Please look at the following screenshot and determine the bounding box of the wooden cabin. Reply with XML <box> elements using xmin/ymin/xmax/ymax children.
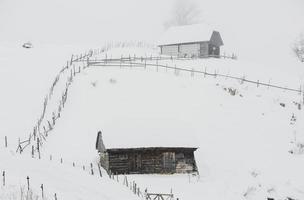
<box><xmin>96</xmin><ymin>128</ymin><xmax>198</xmax><ymax>175</ymax></box>
<box><xmin>158</xmin><ymin>24</ymin><xmax>224</xmax><ymax>58</ymax></box>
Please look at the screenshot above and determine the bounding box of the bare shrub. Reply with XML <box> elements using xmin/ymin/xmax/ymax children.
<box><xmin>292</xmin><ymin>33</ymin><xmax>304</xmax><ymax>62</ymax></box>
<box><xmin>164</xmin><ymin>0</ymin><xmax>202</xmax><ymax>29</ymax></box>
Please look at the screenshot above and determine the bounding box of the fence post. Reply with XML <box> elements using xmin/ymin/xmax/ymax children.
<box><xmin>90</xmin><ymin>163</ymin><xmax>94</xmax><ymax>175</ymax></box>
<box><xmin>31</xmin><ymin>145</ymin><xmax>34</xmax><ymax>158</ymax></box>
<box><xmin>120</xmin><ymin>55</ymin><xmax>122</xmax><ymax>68</ymax></box>
<box><xmin>54</xmin><ymin>193</ymin><xmax>57</xmax><ymax>200</ymax></box>
<box><xmin>134</xmin><ymin>182</ymin><xmax>137</xmax><ymax>194</ymax></box>
<box><xmin>27</xmin><ymin>176</ymin><xmax>30</xmax><ymax>191</ymax></box>
<box><xmin>129</xmin><ymin>54</ymin><xmax>132</xmax><ymax>68</ymax></box>
<box><xmin>73</xmin><ymin>65</ymin><xmax>76</xmax><ymax>77</ymax></box>
<box><xmin>70</xmin><ymin>54</ymin><xmax>74</xmax><ymax>65</ymax></box>
<box><xmin>41</xmin><ymin>184</ymin><xmax>44</xmax><ymax>199</ymax></box>
<box><xmin>98</xmin><ymin>164</ymin><xmax>102</xmax><ymax>177</ymax></box>
<box><xmin>4</xmin><ymin>136</ymin><xmax>7</xmax><ymax>148</ymax></box>
<box><xmin>204</xmin><ymin>67</ymin><xmax>206</xmax><ymax>78</ymax></box>
<box><xmin>2</xmin><ymin>171</ymin><xmax>5</xmax><ymax>186</ymax></box>
<box><xmin>37</xmin><ymin>138</ymin><xmax>41</xmax><ymax>159</ymax></box>
<box><xmin>144</xmin><ymin>188</ymin><xmax>148</xmax><ymax>199</ymax></box>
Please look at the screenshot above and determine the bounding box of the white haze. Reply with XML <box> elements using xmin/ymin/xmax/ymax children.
<box><xmin>0</xmin><ymin>0</ymin><xmax>303</xmax><ymax>63</ymax></box>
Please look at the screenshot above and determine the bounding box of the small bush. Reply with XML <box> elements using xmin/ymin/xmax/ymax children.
<box><xmin>292</xmin><ymin>34</ymin><xmax>304</xmax><ymax>62</ymax></box>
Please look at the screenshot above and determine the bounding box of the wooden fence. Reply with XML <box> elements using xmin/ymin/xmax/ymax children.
<box><xmin>16</xmin><ymin>49</ymin><xmax>99</xmax><ymax>155</ymax></box>
<box><xmin>74</xmin><ymin>52</ymin><xmax>236</xmax><ymax>63</ymax></box>
<box><xmin>7</xmin><ymin>48</ymin><xmax>301</xmax><ymax>200</ymax></box>
<box><xmin>145</xmin><ymin>193</ymin><xmax>174</xmax><ymax>200</ymax></box>
<box><xmin>86</xmin><ymin>56</ymin><xmax>304</xmax><ymax>95</ymax></box>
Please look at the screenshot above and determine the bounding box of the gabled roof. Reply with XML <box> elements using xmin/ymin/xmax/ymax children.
<box><xmin>100</xmin><ymin>117</ymin><xmax>199</xmax><ymax>149</ymax></box>
<box><xmin>158</xmin><ymin>24</ymin><xmax>223</xmax><ymax>46</ymax></box>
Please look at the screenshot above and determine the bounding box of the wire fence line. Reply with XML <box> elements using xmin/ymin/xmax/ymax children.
<box><xmin>16</xmin><ymin>50</ymin><xmax>100</xmax><ymax>155</ymax></box>
<box><xmin>3</xmin><ymin>138</ymin><xmax>172</xmax><ymax>200</ymax></box>
<box><xmin>74</xmin><ymin>53</ymin><xmax>236</xmax><ymax>63</ymax></box>
<box><xmin>86</xmin><ymin>56</ymin><xmax>304</xmax><ymax>95</ymax></box>
<box><xmin>6</xmin><ymin>49</ymin><xmax>300</xmax><ymax>200</ymax></box>
<box><xmin>16</xmin><ymin>51</ymin><xmax>303</xmax><ymax>156</ymax></box>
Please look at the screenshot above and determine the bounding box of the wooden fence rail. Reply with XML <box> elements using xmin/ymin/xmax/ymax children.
<box><xmin>145</xmin><ymin>193</ymin><xmax>174</xmax><ymax>200</ymax></box>
<box><xmin>75</xmin><ymin>53</ymin><xmax>236</xmax><ymax>63</ymax></box>
<box><xmin>16</xmin><ymin>49</ymin><xmax>98</xmax><ymax>154</ymax></box>
<box><xmin>89</xmin><ymin>59</ymin><xmax>303</xmax><ymax>95</ymax></box>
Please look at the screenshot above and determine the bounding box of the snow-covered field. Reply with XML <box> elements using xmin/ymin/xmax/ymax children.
<box><xmin>43</xmin><ymin>52</ymin><xmax>304</xmax><ymax>199</ymax></box>
<box><xmin>1</xmin><ymin>0</ymin><xmax>304</xmax><ymax>199</ymax></box>
<box><xmin>0</xmin><ymin>42</ymin><xmax>304</xmax><ymax>199</ymax></box>
<box><xmin>0</xmin><ymin>144</ymin><xmax>138</xmax><ymax>200</ymax></box>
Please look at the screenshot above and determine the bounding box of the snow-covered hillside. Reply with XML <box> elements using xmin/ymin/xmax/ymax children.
<box><xmin>1</xmin><ymin>0</ymin><xmax>304</xmax><ymax>199</ymax></box>
<box><xmin>0</xmin><ymin>144</ymin><xmax>140</xmax><ymax>200</ymax></box>
<box><xmin>0</xmin><ymin>42</ymin><xmax>304</xmax><ymax>199</ymax></box>
<box><xmin>22</xmin><ymin>46</ymin><xmax>302</xmax><ymax>200</ymax></box>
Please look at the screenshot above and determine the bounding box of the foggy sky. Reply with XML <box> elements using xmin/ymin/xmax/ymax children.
<box><xmin>0</xmin><ymin>0</ymin><xmax>303</xmax><ymax>62</ymax></box>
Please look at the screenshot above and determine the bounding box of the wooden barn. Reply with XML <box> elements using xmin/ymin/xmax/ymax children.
<box><xmin>95</xmin><ymin>121</ymin><xmax>199</xmax><ymax>175</ymax></box>
<box><xmin>158</xmin><ymin>24</ymin><xmax>224</xmax><ymax>58</ymax></box>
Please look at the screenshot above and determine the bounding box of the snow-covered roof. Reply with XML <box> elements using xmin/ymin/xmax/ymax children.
<box><xmin>158</xmin><ymin>24</ymin><xmax>217</xmax><ymax>46</ymax></box>
<box><xmin>101</xmin><ymin>117</ymin><xmax>199</xmax><ymax>149</ymax></box>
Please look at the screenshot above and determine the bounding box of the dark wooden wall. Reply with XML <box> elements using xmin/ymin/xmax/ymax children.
<box><xmin>103</xmin><ymin>148</ymin><xmax>197</xmax><ymax>175</ymax></box>
<box><xmin>208</xmin><ymin>44</ymin><xmax>220</xmax><ymax>56</ymax></box>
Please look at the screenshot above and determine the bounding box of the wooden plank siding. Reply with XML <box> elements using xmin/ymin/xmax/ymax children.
<box><xmin>160</xmin><ymin>45</ymin><xmax>179</xmax><ymax>56</ymax></box>
<box><xmin>100</xmin><ymin>147</ymin><xmax>198</xmax><ymax>175</ymax></box>
<box><xmin>160</xmin><ymin>40</ymin><xmax>221</xmax><ymax>58</ymax></box>
<box><xmin>179</xmin><ymin>43</ymin><xmax>200</xmax><ymax>57</ymax></box>
<box><xmin>200</xmin><ymin>42</ymin><xmax>209</xmax><ymax>57</ymax></box>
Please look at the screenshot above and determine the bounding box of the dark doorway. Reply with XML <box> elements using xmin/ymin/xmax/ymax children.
<box><xmin>163</xmin><ymin>152</ymin><xmax>176</xmax><ymax>173</ymax></box>
<box><xmin>130</xmin><ymin>154</ymin><xmax>141</xmax><ymax>173</ymax></box>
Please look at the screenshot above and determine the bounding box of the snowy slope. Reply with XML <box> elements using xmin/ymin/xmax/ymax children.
<box><xmin>1</xmin><ymin>0</ymin><xmax>304</xmax><ymax>199</ymax></box>
<box><xmin>0</xmin><ymin>43</ymin><xmax>96</xmax><ymax>148</ymax></box>
<box><xmin>0</xmin><ymin>45</ymin><xmax>303</xmax><ymax>200</ymax></box>
<box><xmin>0</xmin><ymin>44</ymin><xmax>143</xmax><ymax>200</ymax></box>
<box><xmin>0</xmin><ymin>145</ymin><xmax>138</xmax><ymax>200</ymax></box>
<box><xmin>35</xmin><ymin>46</ymin><xmax>304</xmax><ymax>200</ymax></box>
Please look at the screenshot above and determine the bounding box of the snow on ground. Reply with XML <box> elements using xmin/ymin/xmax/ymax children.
<box><xmin>0</xmin><ymin>144</ymin><xmax>138</xmax><ymax>200</ymax></box>
<box><xmin>0</xmin><ymin>43</ymin><xmax>96</xmax><ymax>148</ymax></box>
<box><xmin>0</xmin><ymin>44</ymin><xmax>144</xmax><ymax>200</ymax></box>
<box><xmin>0</xmin><ymin>42</ymin><xmax>304</xmax><ymax>199</ymax></box>
<box><xmin>1</xmin><ymin>0</ymin><xmax>304</xmax><ymax>199</ymax></box>
<box><xmin>36</xmin><ymin>47</ymin><xmax>304</xmax><ymax>200</ymax></box>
